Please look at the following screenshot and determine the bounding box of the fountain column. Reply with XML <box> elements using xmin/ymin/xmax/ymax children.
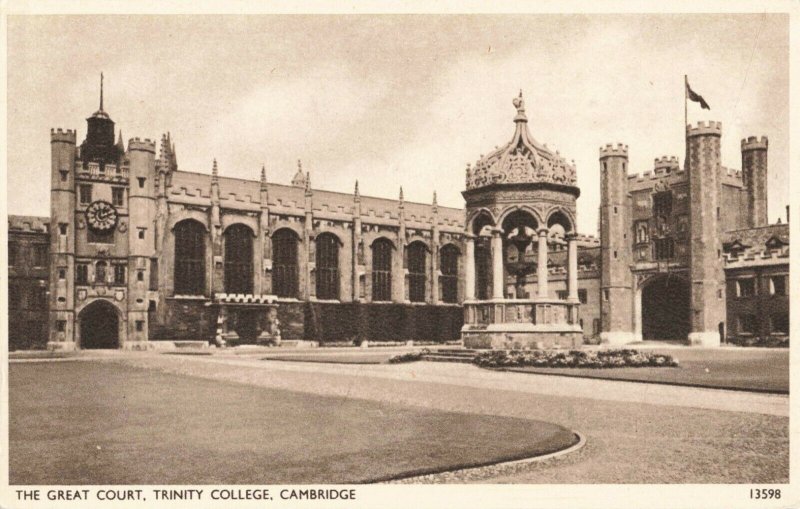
<box><xmin>536</xmin><ymin>228</ymin><xmax>549</xmax><ymax>299</ymax></box>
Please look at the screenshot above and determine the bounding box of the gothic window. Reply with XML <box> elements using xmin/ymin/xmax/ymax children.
<box><xmin>113</xmin><ymin>264</ymin><xmax>126</xmax><ymax>285</ymax></box>
<box><xmin>315</xmin><ymin>233</ymin><xmax>339</xmax><ymax>300</ymax></box>
<box><xmin>634</xmin><ymin>221</ymin><xmax>649</xmax><ymax>244</ymax></box>
<box><xmin>655</xmin><ymin>216</ymin><xmax>669</xmax><ymax>237</ymax></box>
<box><xmin>475</xmin><ymin>238</ymin><xmax>491</xmax><ymax>300</ymax></box>
<box><xmin>8</xmin><ymin>242</ymin><xmax>18</xmax><ymax>267</ymax></box>
<box><xmin>33</xmin><ymin>244</ymin><xmax>48</xmax><ymax>267</ymax></box>
<box><xmin>112</xmin><ymin>187</ymin><xmax>125</xmax><ymax>207</ymax></box>
<box><xmin>76</xmin><ymin>263</ymin><xmax>88</xmax><ymax>285</ymax></box>
<box><xmin>224</xmin><ymin>224</ymin><xmax>254</xmax><ymax>295</ymax></box>
<box><xmin>578</xmin><ymin>288</ymin><xmax>588</xmax><ymax>304</ymax></box>
<box><xmin>371</xmin><ymin>238</ymin><xmax>393</xmax><ymax>302</ymax></box>
<box><xmin>174</xmin><ymin>219</ymin><xmax>206</xmax><ymax>295</ymax></box>
<box><xmin>95</xmin><ymin>261</ymin><xmax>107</xmax><ymax>284</ymax></box>
<box><xmin>736</xmin><ymin>278</ymin><xmax>756</xmax><ymax>298</ymax></box>
<box><xmin>79</xmin><ymin>184</ymin><xmax>93</xmax><ymax>204</ymax></box>
<box><xmin>408</xmin><ymin>242</ymin><xmax>427</xmax><ymax>303</ymax></box>
<box><xmin>653</xmin><ymin>191</ymin><xmax>672</xmax><ymax>217</ymax></box>
<box><xmin>770</xmin><ymin>275</ymin><xmax>787</xmax><ymax>296</ymax></box>
<box><xmin>654</xmin><ymin>238</ymin><xmax>674</xmax><ymax>260</ymax></box>
<box><xmin>272</xmin><ymin>229</ymin><xmax>299</xmax><ymax>298</ymax></box>
<box><xmin>31</xmin><ymin>286</ymin><xmax>47</xmax><ymax>309</ymax></box>
<box><xmin>440</xmin><ymin>244</ymin><xmax>459</xmax><ymax>304</ymax></box>
<box><xmin>149</xmin><ymin>258</ymin><xmax>159</xmax><ymax>291</ymax></box>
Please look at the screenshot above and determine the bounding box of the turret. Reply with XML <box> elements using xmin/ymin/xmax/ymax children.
<box><xmin>48</xmin><ymin>128</ymin><xmax>78</xmax><ymax>349</ymax></box>
<box><xmin>598</xmin><ymin>142</ymin><xmax>634</xmax><ymax>344</ymax></box>
<box><xmin>80</xmin><ymin>74</ymin><xmax>121</xmax><ymax>167</ymax></box>
<box><xmin>741</xmin><ymin>135</ymin><xmax>768</xmax><ymax>228</ymax></box>
<box><xmin>126</xmin><ymin>137</ymin><xmax>157</xmax><ymax>344</ymax></box>
<box><xmin>260</xmin><ymin>165</ymin><xmax>269</xmax><ymax>209</ymax></box>
<box><xmin>686</xmin><ymin>121</ymin><xmax>725</xmax><ymax>346</ymax></box>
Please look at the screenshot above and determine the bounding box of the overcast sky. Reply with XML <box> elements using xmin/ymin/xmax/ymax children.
<box><xmin>7</xmin><ymin>14</ymin><xmax>789</xmax><ymax>234</ymax></box>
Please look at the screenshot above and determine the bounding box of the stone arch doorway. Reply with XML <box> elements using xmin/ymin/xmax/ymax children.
<box><xmin>641</xmin><ymin>274</ymin><xmax>690</xmax><ymax>340</ymax></box>
<box><xmin>78</xmin><ymin>300</ymin><xmax>120</xmax><ymax>349</ymax></box>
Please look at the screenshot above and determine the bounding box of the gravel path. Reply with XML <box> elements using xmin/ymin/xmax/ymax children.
<box><xmin>105</xmin><ymin>353</ymin><xmax>788</xmax><ymax>483</ymax></box>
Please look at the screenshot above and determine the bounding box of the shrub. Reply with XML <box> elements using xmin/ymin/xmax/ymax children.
<box><xmin>387</xmin><ymin>349</ymin><xmax>430</xmax><ymax>364</ymax></box>
<box><xmin>727</xmin><ymin>335</ymin><xmax>789</xmax><ymax>348</ymax></box>
<box><xmin>473</xmin><ymin>348</ymin><xmax>678</xmax><ymax>369</ymax></box>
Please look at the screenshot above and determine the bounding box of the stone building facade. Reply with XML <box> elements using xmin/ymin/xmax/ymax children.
<box><xmin>5</xmin><ymin>87</ymin><xmax>790</xmax><ymax>350</ymax></box>
<box><xmin>8</xmin><ymin>216</ymin><xmax>50</xmax><ymax>350</ymax></box>
<box><xmin>599</xmin><ymin>123</ymin><xmax>789</xmax><ymax>346</ymax></box>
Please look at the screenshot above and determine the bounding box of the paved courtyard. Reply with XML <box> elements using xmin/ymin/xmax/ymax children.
<box><xmin>10</xmin><ymin>349</ymin><xmax>787</xmax><ymax>484</ymax></box>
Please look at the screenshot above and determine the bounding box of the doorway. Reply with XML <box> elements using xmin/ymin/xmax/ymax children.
<box><xmin>79</xmin><ymin>300</ymin><xmax>120</xmax><ymax>349</ymax></box>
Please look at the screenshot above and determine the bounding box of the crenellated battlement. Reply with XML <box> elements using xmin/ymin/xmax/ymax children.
<box><xmin>741</xmin><ymin>136</ymin><xmax>768</xmax><ymax>151</ymax></box>
<box><xmin>724</xmin><ymin>247</ymin><xmax>789</xmax><ymax>268</ymax></box>
<box><xmin>128</xmin><ymin>137</ymin><xmax>157</xmax><ymax>153</ymax></box>
<box><xmin>599</xmin><ymin>143</ymin><xmax>628</xmax><ymax>158</ymax></box>
<box><xmin>686</xmin><ymin>121</ymin><xmax>722</xmax><ymax>137</ymax></box>
<box><xmin>627</xmin><ymin>167</ymin><xmax>686</xmax><ymax>182</ymax></box>
<box><xmin>50</xmin><ymin>128</ymin><xmax>77</xmax><ymax>143</ymax></box>
<box><xmin>654</xmin><ymin>155</ymin><xmax>680</xmax><ymax>171</ymax></box>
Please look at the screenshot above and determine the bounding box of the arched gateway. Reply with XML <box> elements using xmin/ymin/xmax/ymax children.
<box><xmin>640</xmin><ymin>274</ymin><xmax>690</xmax><ymax>340</ymax></box>
<box><xmin>78</xmin><ymin>300</ymin><xmax>120</xmax><ymax>349</ymax></box>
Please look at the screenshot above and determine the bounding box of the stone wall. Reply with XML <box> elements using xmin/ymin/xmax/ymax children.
<box><xmin>148</xmin><ymin>299</ymin><xmax>216</xmax><ymax>340</ymax></box>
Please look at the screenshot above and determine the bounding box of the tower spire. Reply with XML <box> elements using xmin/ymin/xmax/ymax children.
<box><xmin>100</xmin><ymin>72</ymin><xmax>104</xmax><ymax>111</ymax></box>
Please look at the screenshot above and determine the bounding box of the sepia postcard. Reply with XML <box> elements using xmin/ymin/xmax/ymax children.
<box><xmin>1</xmin><ymin>2</ymin><xmax>798</xmax><ymax>508</ymax></box>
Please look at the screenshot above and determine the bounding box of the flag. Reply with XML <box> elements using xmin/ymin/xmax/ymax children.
<box><xmin>686</xmin><ymin>81</ymin><xmax>710</xmax><ymax>110</ymax></box>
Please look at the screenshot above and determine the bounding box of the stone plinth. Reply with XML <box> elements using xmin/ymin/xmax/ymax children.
<box><xmin>462</xmin><ymin>299</ymin><xmax>583</xmax><ymax>349</ymax></box>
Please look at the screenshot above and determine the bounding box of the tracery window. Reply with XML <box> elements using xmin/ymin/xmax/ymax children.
<box><xmin>440</xmin><ymin>244</ymin><xmax>459</xmax><ymax>304</ymax></box>
<box><xmin>407</xmin><ymin>242</ymin><xmax>427</xmax><ymax>303</ymax></box>
<box><xmin>315</xmin><ymin>233</ymin><xmax>339</xmax><ymax>300</ymax></box>
<box><xmin>371</xmin><ymin>238</ymin><xmax>393</xmax><ymax>302</ymax></box>
<box><xmin>272</xmin><ymin>229</ymin><xmax>299</xmax><ymax>298</ymax></box>
<box><xmin>224</xmin><ymin>224</ymin><xmax>254</xmax><ymax>295</ymax></box>
<box><xmin>174</xmin><ymin>219</ymin><xmax>206</xmax><ymax>295</ymax></box>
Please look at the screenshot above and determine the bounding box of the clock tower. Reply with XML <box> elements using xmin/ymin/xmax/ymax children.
<box><xmin>48</xmin><ymin>75</ymin><xmax>158</xmax><ymax>350</ymax></box>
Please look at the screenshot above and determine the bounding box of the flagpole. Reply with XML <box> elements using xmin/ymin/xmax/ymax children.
<box><xmin>684</xmin><ymin>75</ymin><xmax>688</xmax><ymax>171</ymax></box>
<box><xmin>684</xmin><ymin>75</ymin><xmax>688</xmax><ymax>131</ymax></box>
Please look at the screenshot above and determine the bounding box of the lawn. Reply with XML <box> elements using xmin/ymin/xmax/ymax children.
<box><xmin>502</xmin><ymin>348</ymin><xmax>788</xmax><ymax>393</ymax></box>
<box><xmin>9</xmin><ymin>361</ymin><xmax>577</xmax><ymax>484</ymax></box>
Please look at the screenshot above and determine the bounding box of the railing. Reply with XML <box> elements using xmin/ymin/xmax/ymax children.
<box><xmin>464</xmin><ymin>298</ymin><xmax>579</xmax><ymax>327</ymax></box>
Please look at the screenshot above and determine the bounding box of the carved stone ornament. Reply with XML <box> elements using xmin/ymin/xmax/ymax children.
<box><xmin>466</xmin><ymin>93</ymin><xmax>577</xmax><ymax>191</ymax></box>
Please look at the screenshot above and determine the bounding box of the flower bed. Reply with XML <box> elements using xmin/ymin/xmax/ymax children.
<box><xmin>473</xmin><ymin>349</ymin><xmax>678</xmax><ymax>369</ymax></box>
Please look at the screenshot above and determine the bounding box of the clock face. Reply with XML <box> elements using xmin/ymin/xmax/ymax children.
<box><xmin>85</xmin><ymin>200</ymin><xmax>118</xmax><ymax>233</ymax></box>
